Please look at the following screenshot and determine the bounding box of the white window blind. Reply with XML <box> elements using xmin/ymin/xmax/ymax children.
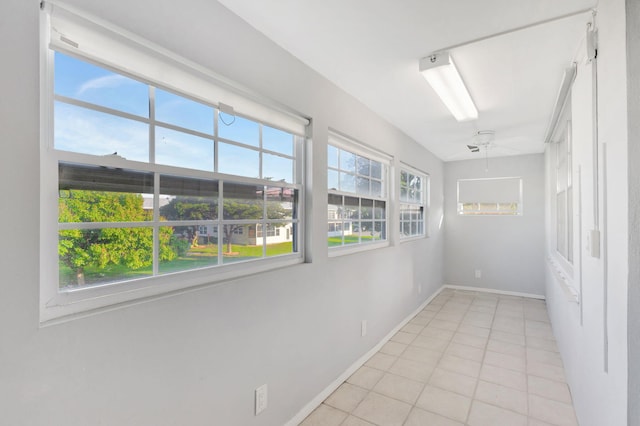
<box><xmin>44</xmin><ymin>1</ymin><xmax>309</xmax><ymax>136</ymax></box>
<box><xmin>457</xmin><ymin>177</ymin><xmax>522</xmax><ymax>204</ymax></box>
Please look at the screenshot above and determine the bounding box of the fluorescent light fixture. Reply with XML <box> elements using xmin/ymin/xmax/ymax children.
<box><xmin>419</xmin><ymin>52</ymin><xmax>478</xmax><ymax>121</ymax></box>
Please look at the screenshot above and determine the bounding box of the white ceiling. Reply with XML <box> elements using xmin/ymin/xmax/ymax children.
<box><xmin>217</xmin><ymin>0</ymin><xmax>597</xmax><ymax>161</ymax></box>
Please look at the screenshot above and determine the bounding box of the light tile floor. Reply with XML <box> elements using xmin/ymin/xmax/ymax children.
<box><xmin>300</xmin><ymin>289</ymin><xmax>578</xmax><ymax>426</ymax></box>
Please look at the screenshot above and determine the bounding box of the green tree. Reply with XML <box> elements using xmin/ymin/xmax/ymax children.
<box><xmin>59</xmin><ymin>190</ymin><xmax>176</xmax><ymax>285</ymax></box>
<box><xmin>161</xmin><ymin>195</ymin><xmax>289</xmax><ymax>254</ymax></box>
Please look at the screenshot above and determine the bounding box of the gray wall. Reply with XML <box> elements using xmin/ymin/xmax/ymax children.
<box><xmin>0</xmin><ymin>1</ymin><xmax>443</xmax><ymax>425</ymax></box>
<box><xmin>627</xmin><ymin>0</ymin><xmax>640</xmax><ymax>423</ymax></box>
<box><xmin>443</xmin><ymin>154</ymin><xmax>546</xmax><ymax>296</ymax></box>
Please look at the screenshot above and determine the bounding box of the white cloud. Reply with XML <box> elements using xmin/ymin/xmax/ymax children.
<box><xmin>77</xmin><ymin>74</ymin><xmax>130</xmax><ymax>95</ymax></box>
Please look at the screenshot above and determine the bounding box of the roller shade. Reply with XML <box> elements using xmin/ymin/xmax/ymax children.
<box><xmin>45</xmin><ymin>1</ymin><xmax>309</xmax><ymax>135</ymax></box>
<box><xmin>457</xmin><ymin>177</ymin><xmax>522</xmax><ymax>204</ymax></box>
<box><xmin>59</xmin><ymin>162</ymin><xmax>154</xmax><ymax>193</ymax></box>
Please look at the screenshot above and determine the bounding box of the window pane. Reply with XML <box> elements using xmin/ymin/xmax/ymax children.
<box><xmin>59</xmin><ymin>164</ymin><xmax>153</xmax><ymax>223</ymax></box>
<box><xmin>218</xmin><ymin>142</ymin><xmax>259</xmax><ymax>178</ymax></box>
<box><xmin>344</xmin><ymin>196</ymin><xmax>360</xmax><ymax>220</ymax></box>
<box><xmin>263</xmin><ymin>125</ymin><xmax>293</xmax><ymax>156</ymax></box>
<box><xmin>413</xmin><ymin>175</ymin><xmax>422</xmax><ymax>191</ymax></box>
<box><xmin>340</xmin><ymin>172</ymin><xmax>356</xmax><ymax>193</ymax></box>
<box><xmin>371</xmin><ymin>180</ymin><xmax>382</xmax><ymax>198</ymax></box>
<box><xmin>402</xmin><ymin>222</ymin><xmax>411</xmax><ymax>237</ymax></box>
<box><xmin>344</xmin><ymin>196</ymin><xmax>359</xmax><ymax>245</ymax></box>
<box><xmin>371</xmin><ymin>161</ymin><xmax>382</xmax><ymax>179</ymax></box>
<box><xmin>357</xmin><ymin>156</ymin><xmax>370</xmax><ymax>176</ymax></box>
<box><xmin>220</xmin><ymin>224</ymin><xmax>254</xmax><ymax>263</ymax></box>
<box><xmin>361</xmin><ymin>199</ymin><xmax>374</xmax><ymax>219</ymax></box>
<box><xmin>218</xmin><ymin>115</ymin><xmax>259</xmax><ymax>147</ymax></box>
<box><xmin>357</xmin><ymin>177</ymin><xmax>371</xmax><ymax>195</ymax></box>
<box><xmin>263</xmin><ymin>153</ymin><xmax>293</xmax><ymax>183</ymax></box>
<box><xmin>159</xmin><ymin>176</ymin><xmax>218</xmax><ymax>220</ymax></box>
<box><xmin>328</xmin><ymin>169</ymin><xmax>339</xmax><ymax>191</ymax></box>
<box><xmin>375</xmin><ymin>222</ymin><xmax>386</xmax><ymax>240</ymax></box>
<box><xmin>54</xmin><ymin>52</ymin><xmax>149</xmax><ymax>118</ymax></box>
<box><xmin>58</xmin><ymin>227</ymin><xmax>153</xmax><ymax>288</ymax></box>
<box><xmin>400</xmin><ymin>187</ymin><xmax>408</xmax><ymax>202</ymax></box>
<box><xmin>327</xmin><ymin>196</ymin><xmax>342</xmax><ymax>247</ymax></box>
<box><xmin>267</xmin><ymin>187</ymin><xmax>296</xmax><ymax>220</ymax></box>
<box><xmin>328</xmin><ymin>145</ymin><xmax>339</xmax><ymax>169</ymax></box>
<box><xmin>410</xmin><ymin>222</ymin><xmax>418</xmax><ymax>236</ymax></box>
<box><xmin>400</xmin><ymin>171</ymin><xmax>408</xmax><ymax>201</ymax></box>
<box><xmin>158</xmin><ymin>225</ymin><xmax>218</xmax><ymax>275</ymax></box>
<box><xmin>556</xmin><ymin>192</ymin><xmax>567</xmax><ymax>256</ymax></box>
<box><xmin>156</xmin><ymin>126</ymin><xmax>214</xmax><ymax>172</ymax></box>
<box><xmin>361</xmin><ymin>221</ymin><xmax>373</xmax><ymax>242</ymax></box>
<box><xmin>155</xmin><ymin>88</ymin><xmax>214</xmax><ymax>134</ymax></box>
<box><xmin>401</xmin><ymin>170</ymin><xmax>408</xmax><ymax>186</ymax></box>
<box><xmin>266</xmin><ymin>223</ymin><xmax>295</xmax><ymax>257</ymax></box>
<box><xmin>374</xmin><ymin>201</ymin><xmax>386</xmax><ymax>220</ymax></box>
<box><xmin>223</xmin><ymin>183</ymin><xmax>264</xmax><ymax>220</ymax></box>
<box><xmin>328</xmin><ymin>194</ymin><xmax>342</xmax><ymax>220</ymax></box>
<box><xmin>340</xmin><ymin>150</ymin><xmax>356</xmax><ymax>173</ymax></box>
<box><xmin>55</xmin><ymin>102</ymin><xmax>149</xmax><ymax>162</ymax></box>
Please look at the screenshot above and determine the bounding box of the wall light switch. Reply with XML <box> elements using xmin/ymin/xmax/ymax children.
<box><xmin>475</xmin><ymin>269</ymin><xmax>482</xmax><ymax>279</ymax></box>
<box><xmin>361</xmin><ymin>320</ymin><xmax>367</xmax><ymax>337</ymax></box>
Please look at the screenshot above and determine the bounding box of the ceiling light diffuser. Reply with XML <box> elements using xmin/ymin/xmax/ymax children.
<box><xmin>419</xmin><ymin>52</ymin><xmax>478</xmax><ymax>122</ymax></box>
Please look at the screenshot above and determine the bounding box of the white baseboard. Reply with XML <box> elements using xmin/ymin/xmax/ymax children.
<box><xmin>443</xmin><ymin>284</ymin><xmax>545</xmax><ymax>300</ymax></box>
<box><xmin>284</xmin><ymin>285</ymin><xmax>446</xmax><ymax>426</ymax></box>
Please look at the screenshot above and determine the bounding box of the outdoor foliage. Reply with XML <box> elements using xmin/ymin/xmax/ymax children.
<box><xmin>161</xmin><ymin>195</ymin><xmax>289</xmax><ymax>253</ymax></box>
<box><xmin>59</xmin><ymin>190</ymin><xmax>175</xmax><ymax>285</ymax></box>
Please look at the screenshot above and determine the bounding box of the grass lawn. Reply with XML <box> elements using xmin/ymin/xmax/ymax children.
<box><xmin>59</xmin><ymin>242</ymin><xmax>294</xmax><ymax>288</ymax></box>
<box><xmin>327</xmin><ymin>235</ymin><xmax>375</xmax><ymax>247</ymax></box>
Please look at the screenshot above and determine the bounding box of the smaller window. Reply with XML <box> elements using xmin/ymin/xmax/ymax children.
<box><xmin>327</xmin><ymin>134</ymin><xmax>389</xmax><ymax>251</ymax></box>
<box><xmin>399</xmin><ymin>165</ymin><xmax>428</xmax><ymax>239</ymax></box>
<box><xmin>457</xmin><ymin>177</ymin><xmax>522</xmax><ymax>216</ymax></box>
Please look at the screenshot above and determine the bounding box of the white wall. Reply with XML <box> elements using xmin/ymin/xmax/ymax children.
<box><xmin>0</xmin><ymin>1</ymin><xmax>443</xmax><ymax>425</ymax></box>
<box><xmin>543</xmin><ymin>0</ymin><xmax>629</xmax><ymax>424</ymax></box>
<box><xmin>443</xmin><ymin>154</ymin><xmax>546</xmax><ymax>296</ymax></box>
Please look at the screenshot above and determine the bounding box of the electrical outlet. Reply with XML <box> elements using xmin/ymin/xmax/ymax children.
<box><xmin>361</xmin><ymin>320</ymin><xmax>367</xmax><ymax>337</ymax></box>
<box><xmin>475</xmin><ymin>269</ymin><xmax>482</xmax><ymax>279</ymax></box>
<box><xmin>255</xmin><ymin>384</ymin><xmax>268</xmax><ymax>415</ymax></box>
<box><xmin>418</xmin><ymin>284</ymin><xmax>422</xmax><ymax>294</ymax></box>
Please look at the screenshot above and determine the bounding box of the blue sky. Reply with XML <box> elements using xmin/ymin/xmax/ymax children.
<box><xmin>54</xmin><ymin>52</ymin><xmax>294</xmax><ymax>182</ymax></box>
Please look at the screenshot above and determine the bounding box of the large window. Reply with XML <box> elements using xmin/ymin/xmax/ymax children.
<box><xmin>41</xmin><ymin>7</ymin><xmax>307</xmax><ymax>320</ymax></box>
<box><xmin>399</xmin><ymin>165</ymin><xmax>428</xmax><ymax>239</ymax></box>
<box><xmin>53</xmin><ymin>52</ymin><xmax>302</xmax><ymax>287</ymax></box>
<box><xmin>327</xmin><ymin>134</ymin><xmax>389</xmax><ymax>251</ymax></box>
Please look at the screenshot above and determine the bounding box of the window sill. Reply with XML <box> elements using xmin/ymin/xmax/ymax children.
<box><xmin>40</xmin><ymin>254</ymin><xmax>304</xmax><ymax>325</ymax></box>
<box><xmin>328</xmin><ymin>241</ymin><xmax>389</xmax><ymax>258</ymax></box>
<box><xmin>399</xmin><ymin>234</ymin><xmax>427</xmax><ymax>244</ymax></box>
<box><xmin>547</xmin><ymin>255</ymin><xmax>579</xmax><ymax>303</ymax></box>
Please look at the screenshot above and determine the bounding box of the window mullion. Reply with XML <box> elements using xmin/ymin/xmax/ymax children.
<box><xmin>263</xmin><ymin>185</ymin><xmax>267</xmax><ymax>257</ymax></box>
<box><xmin>218</xmin><ymin>180</ymin><xmax>224</xmax><ymax>264</ymax></box>
<box><xmin>153</xmin><ymin>172</ymin><xmax>159</xmax><ymax>275</ymax></box>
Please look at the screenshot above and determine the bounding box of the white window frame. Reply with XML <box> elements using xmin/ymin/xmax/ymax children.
<box><xmin>39</xmin><ymin>5</ymin><xmax>307</xmax><ymax>323</ymax></box>
<box><xmin>327</xmin><ymin>132</ymin><xmax>390</xmax><ymax>256</ymax></box>
<box><xmin>555</xmin><ymin>121</ymin><xmax>573</xmax><ymax>264</ymax></box>
<box><xmin>399</xmin><ymin>163</ymin><xmax>429</xmax><ymax>241</ymax></box>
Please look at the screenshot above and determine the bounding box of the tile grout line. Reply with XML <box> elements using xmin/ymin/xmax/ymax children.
<box><xmin>464</xmin><ymin>291</ymin><xmax>498</xmax><ymax>425</ymax></box>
